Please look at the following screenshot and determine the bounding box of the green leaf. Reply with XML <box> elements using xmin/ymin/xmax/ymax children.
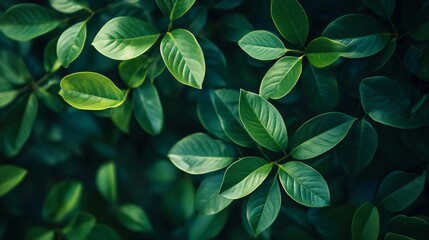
<box><xmin>59</xmin><ymin>72</ymin><xmax>126</xmax><ymax>110</ymax></box>
<box><xmin>305</xmin><ymin>37</ymin><xmax>347</xmax><ymax>68</ymax></box>
<box><xmin>386</xmin><ymin>215</ymin><xmax>429</xmax><ymax>240</ymax></box>
<box><xmin>0</xmin><ymin>50</ymin><xmax>32</xmax><ymax>85</ymax></box>
<box><xmin>87</xmin><ymin>224</ymin><xmax>121</xmax><ymax>240</ymax></box>
<box><xmin>301</xmin><ymin>64</ymin><xmax>339</xmax><ymax>113</ymax></box>
<box><xmin>238</xmin><ymin>30</ymin><xmax>287</xmax><ymax>60</ymax></box>
<box><xmin>63</xmin><ymin>212</ymin><xmax>96</xmax><ymax>240</ymax></box>
<box><xmin>246</xmin><ymin>178</ymin><xmax>281</xmax><ymax>236</ymax></box>
<box><xmin>362</xmin><ymin>0</ymin><xmax>395</xmax><ymax>19</ymax></box>
<box><xmin>352</xmin><ymin>202</ymin><xmax>379</xmax><ymax>240</ymax></box>
<box><xmin>0</xmin><ymin>3</ymin><xmax>61</xmax><ymax>41</ymax></box>
<box><xmin>42</xmin><ymin>181</ymin><xmax>82</xmax><ymax>222</ymax></box>
<box><xmin>116</xmin><ymin>204</ymin><xmax>153</xmax><ymax>232</ymax></box>
<box><xmin>220</xmin><ymin>157</ymin><xmax>272</xmax><ymax>199</ymax></box>
<box><xmin>132</xmin><ymin>81</ymin><xmax>163</xmax><ymax>135</ymax></box>
<box><xmin>189</xmin><ymin>210</ymin><xmax>229</xmax><ymax>240</ymax></box>
<box><xmin>239</xmin><ymin>90</ymin><xmax>288</xmax><ymax>152</ymax></box>
<box><xmin>384</xmin><ymin>232</ymin><xmax>414</xmax><ymax>240</ymax></box>
<box><xmin>271</xmin><ymin>0</ymin><xmax>309</xmax><ymax>46</ymax></box>
<box><xmin>322</xmin><ymin>14</ymin><xmax>392</xmax><ymax>58</ymax></box>
<box><xmin>160</xmin><ymin>28</ymin><xmax>205</xmax><ymax>89</ymax></box>
<box><xmin>278</xmin><ymin>161</ymin><xmax>330</xmax><ymax>207</ymax></box>
<box><xmin>336</xmin><ymin>119</ymin><xmax>378</xmax><ymax>174</ymax></box>
<box><xmin>111</xmin><ymin>98</ymin><xmax>132</xmax><ymax>134</ymax></box>
<box><xmin>92</xmin><ymin>16</ymin><xmax>160</xmax><ymax>60</ymax></box>
<box><xmin>96</xmin><ymin>161</ymin><xmax>117</xmax><ymax>203</ymax></box>
<box><xmin>195</xmin><ymin>173</ymin><xmax>233</xmax><ymax>215</ymax></box>
<box><xmin>221</xmin><ymin>14</ymin><xmax>254</xmax><ymax>42</ymax></box>
<box><xmin>156</xmin><ymin>0</ymin><xmax>196</xmax><ymax>21</ymax></box>
<box><xmin>0</xmin><ymin>89</ymin><xmax>19</xmax><ymax>108</ymax></box>
<box><xmin>259</xmin><ymin>56</ymin><xmax>303</xmax><ymax>99</ymax></box>
<box><xmin>57</xmin><ymin>21</ymin><xmax>87</xmax><ymax>67</ymax></box>
<box><xmin>197</xmin><ymin>90</ymin><xmax>228</xmax><ymax>141</ymax></box>
<box><xmin>168</xmin><ymin>133</ymin><xmax>236</xmax><ymax>174</ymax></box>
<box><xmin>25</xmin><ymin>227</ymin><xmax>55</xmax><ymax>240</ymax></box>
<box><xmin>290</xmin><ymin>112</ymin><xmax>357</xmax><ymax>160</ymax></box>
<box><xmin>118</xmin><ymin>55</ymin><xmax>152</xmax><ymax>88</ymax></box>
<box><xmin>49</xmin><ymin>0</ymin><xmax>89</xmax><ymax>13</ymax></box>
<box><xmin>214</xmin><ymin>89</ymin><xmax>255</xmax><ymax>148</ymax></box>
<box><xmin>0</xmin><ymin>165</ymin><xmax>27</xmax><ymax>197</ymax></box>
<box><xmin>378</xmin><ymin>171</ymin><xmax>425</xmax><ymax>212</ymax></box>
<box><xmin>44</xmin><ymin>37</ymin><xmax>61</xmax><ymax>73</ymax></box>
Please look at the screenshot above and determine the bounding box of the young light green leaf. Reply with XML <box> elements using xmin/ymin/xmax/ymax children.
<box><xmin>238</xmin><ymin>30</ymin><xmax>287</xmax><ymax>60</ymax></box>
<box><xmin>259</xmin><ymin>56</ymin><xmax>303</xmax><ymax>99</ymax></box>
<box><xmin>92</xmin><ymin>16</ymin><xmax>160</xmax><ymax>60</ymax></box>
<box><xmin>378</xmin><ymin>171</ymin><xmax>425</xmax><ymax>212</ymax></box>
<box><xmin>195</xmin><ymin>173</ymin><xmax>233</xmax><ymax>215</ymax></box>
<box><xmin>290</xmin><ymin>112</ymin><xmax>357</xmax><ymax>160</ymax></box>
<box><xmin>239</xmin><ymin>90</ymin><xmax>288</xmax><ymax>152</ymax></box>
<box><xmin>57</xmin><ymin>21</ymin><xmax>87</xmax><ymax>67</ymax></box>
<box><xmin>116</xmin><ymin>204</ymin><xmax>153</xmax><ymax>232</ymax></box>
<box><xmin>362</xmin><ymin>0</ymin><xmax>395</xmax><ymax>19</ymax></box>
<box><xmin>132</xmin><ymin>81</ymin><xmax>163</xmax><ymax>135</ymax></box>
<box><xmin>49</xmin><ymin>0</ymin><xmax>89</xmax><ymax>13</ymax></box>
<box><xmin>0</xmin><ymin>165</ymin><xmax>27</xmax><ymax>197</ymax></box>
<box><xmin>59</xmin><ymin>72</ymin><xmax>126</xmax><ymax>110</ymax></box>
<box><xmin>160</xmin><ymin>28</ymin><xmax>205</xmax><ymax>89</ymax></box>
<box><xmin>168</xmin><ymin>133</ymin><xmax>236</xmax><ymax>174</ymax></box>
<box><xmin>42</xmin><ymin>181</ymin><xmax>82</xmax><ymax>222</ymax></box>
<box><xmin>278</xmin><ymin>161</ymin><xmax>330</xmax><ymax>207</ymax></box>
<box><xmin>305</xmin><ymin>37</ymin><xmax>347</xmax><ymax>68</ymax></box>
<box><xmin>87</xmin><ymin>224</ymin><xmax>122</xmax><ymax>240</ymax></box>
<box><xmin>0</xmin><ymin>4</ymin><xmax>61</xmax><ymax>41</ymax></box>
<box><xmin>63</xmin><ymin>212</ymin><xmax>96</xmax><ymax>240</ymax></box>
<box><xmin>271</xmin><ymin>0</ymin><xmax>309</xmax><ymax>46</ymax></box>
<box><xmin>0</xmin><ymin>89</ymin><xmax>19</xmax><ymax>108</ymax></box>
<box><xmin>220</xmin><ymin>157</ymin><xmax>272</xmax><ymax>199</ymax></box>
<box><xmin>119</xmin><ymin>55</ymin><xmax>152</xmax><ymax>88</ymax></box>
<box><xmin>214</xmin><ymin>89</ymin><xmax>255</xmax><ymax>147</ymax></box>
<box><xmin>246</xmin><ymin>178</ymin><xmax>281</xmax><ymax>236</ymax></box>
<box><xmin>96</xmin><ymin>161</ymin><xmax>117</xmax><ymax>203</ymax></box>
<box><xmin>352</xmin><ymin>202</ymin><xmax>379</xmax><ymax>240</ymax></box>
<box><xmin>156</xmin><ymin>0</ymin><xmax>196</xmax><ymax>20</ymax></box>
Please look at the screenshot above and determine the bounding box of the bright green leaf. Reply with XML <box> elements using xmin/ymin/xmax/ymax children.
<box><xmin>195</xmin><ymin>173</ymin><xmax>233</xmax><ymax>215</ymax></box>
<box><xmin>116</xmin><ymin>204</ymin><xmax>153</xmax><ymax>232</ymax></box>
<box><xmin>49</xmin><ymin>0</ymin><xmax>89</xmax><ymax>13</ymax></box>
<box><xmin>132</xmin><ymin>81</ymin><xmax>163</xmax><ymax>135</ymax></box>
<box><xmin>156</xmin><ymin>0</ymin><xmax>196</xmax><ymax>21</ymax></box>
<box><xmin>352</xmin><ymin>202</ymin><xmax>379</xmax><ymax>240</ymax></box>
<box><xmin>305</xmin><ymin>37</ymin><xmax>347</xmax><ymax>68</ymax></box>
<box><xmin>57</xmin><ymin>21</ymin><xmax>87</xmax><ymax>67</ymax></box>
<box><xmin>238</xmin><ymin>30</ymin><xmax>287</xmax><ymax>60</ymax></box>
<box><xmin>42</xmin><ymin>181</ymin><xmax>82</xmax><ymax>222</ymax></box>
<box><xmin>96</xmin><ymin>161</ymin><xmax>117</xmax><ymax>203</ymax></box>
<box><xmin>0</xmin><ymin>165</ymin><xmax>27</xmax><ymax>197</ymax></box>
<box><xmin>63</xmin><ymin>212</ymin><xmax>96</xmax><ymax>240</ymax></box>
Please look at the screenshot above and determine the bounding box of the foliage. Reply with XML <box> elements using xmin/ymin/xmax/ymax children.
<box><xmin>1</xmin><ymin>0</ymin><xmax>429</xmax><ymax>239</ymax></box>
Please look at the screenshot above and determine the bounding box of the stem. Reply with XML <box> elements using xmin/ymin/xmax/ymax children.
<box><xmin>288</xmin><ymin>49</ymin><xmax>305</xmax><ymax>54</ymax></box>
<box><xmin>257</xmin><ymin>145</ymin><xmax>272</xmax><ymax>161</ymax></box>
<box><xmin>274</xmin><ymin>154</ymin><xmax>289</xmax><ymax>163</ymax></box>
<box><xmin>167</xmin><ymin>21</ymin><xmax>173</xmax><ymax>32</ymax></box>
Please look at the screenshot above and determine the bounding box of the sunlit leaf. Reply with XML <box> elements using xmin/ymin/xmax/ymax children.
<box><xmin>238</xmin><ymin>30</ymin><xmax>287</xmax><ymax>61</ymax></box>
<box><xmin>0</xmin><ymin>165</ymin><xmax>27</xmax><ymax>197</ymax></box>
<box><xmin>156</xmin><ymin>0</ymin><xmax>196</xmax><ymax>21</ymax></box>
<box><xmin>96</xmin><ymin>161</ymin><xmax>117</xmax><ymax>203</ymax></box>
<box><xmin>116</xmin><ymin>204</ymin><xmax>153</xmax><ymax>232</ymax></box>
<box><xmin>57</xmin><ymin>21</ymin><xmax>87</xmax><ymax>67</ymax></box>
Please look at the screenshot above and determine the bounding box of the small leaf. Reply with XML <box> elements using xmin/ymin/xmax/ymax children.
<box><xmin>49</xmin><ymin>0</ymin><xmax>89</xmax><ymax>13</ymax></box>
<box><xmin>44</xmin><ymin>37</ymin><xmax>61</xmax><ymax>73</ymax></box>
<box><xmin>42</xmin><ymin>181</ymin><xmax>82</xmax><ymax>222</ymax></box>
<box><xmin>0</xmin><ymin>89</ymin><xmax>19</xmax><ymax>108</ymax></box>
<box><xmin>195</xmin><ymin>173</ymin><xmax>233</xmax><ymax>215</ymax></box>
<box><xmin>0</xmin><ymin>165</ymin><xmax>27</xmax><ymax>197</ymax></box>
<box><xmin>239</xmin><ymin>90</ymin><xmax>288</xmax><ymax>152</ymax></box>
<box><xmin>238</xmin><ymin>30</ymin><xmax>287</xmax><ymax>61</ymax></box>
<box><xmin>25</xmin><ymin>227</ymin><xmax>55</xmax><ymax>240</ymax></box>
<box><xmin>0</xmin><ymin>50</ymin><xmax>32</xmax><ymax>85</ymax></box>
<box><xmin>96</xmin><ymin>161</ymin><xmax>117</xmax><ymax>203</ymax></box>
<box><xmin>0</xmin><ymin>3</ymin><xmax>61</xmax><ymax>41</ymax></box>
<box><xmin>351</xmin><ymin>202</ymin><xmax>379</xmax><ymax>240</ymax></box>
<box><xmin>116</xmin><ymin>204</ymin><xmax>153</xmax><ymax>232</ymax></box>
<box><xmin>156</xmin><ymin>0</ymin><xmax>196</xmax><ymax>21</ymax></box>
<box><xmin>57</xmin><ymin>21</ymin><xmax>87</xmax><ymax>67</ymax></box>
<box><xmin>278</xmin><ymin>161</ymin><xmax>330</xmax><ymax>207</ymax></box>
<box><xmin>63</xmin><ymin>212</ymin><xmax>96</xmax><ymax>240</ymax></box>
<box><xmin>92</xmin><ymin>16</ymin><xmax>160</xmax><ymax>60</ymax></box>
<box><xmin>220</xmin><ymin>157</ymin><xmax>272</xmax><ymax>199</ymax></box>
<box><xmin>168</xmin><ymin>133</ymin><xmax>236</xmax><ymax>174</ymax></box>
<box><xmin>362</xmin><ymin>0</ymin><xmax>395</xmax><ymax>19</ymax></box>
<box><xmin>197</xmin><ymin>90</ymin><xmax>229</xmax><ymax>141</ymax></box>
<box><xmin>59</xmin><ymin>72</ymin><xmax>126</xmax><ymax>110</ymax></box>
<box><xmin>246</xmin><ymin>178</ymin><xmax>281</xmax><ymax>236</ymax></box>
<box><xmin>119</xmin><ymin>55</ymin><xmax>152</xmax><ymax>88</ymax></box>
<box><xmin>259</xmin><ymin>56</ymin><xmax>303</xmax><ymax>99</ymax></box>
<box><xmin>87</xmin><ymin>224</ymin><xmax>121</xmax><ymax>240</ymax></box>
<box><xmin>271</xmin><ymin>0</ymin><xmax>309</xmax><ymax>46</ymax></box>
<box><xmin>111</xmin><ymin>98</ymin><xmax>132</xmax><ymax>134</ymax></box>
<box><xmin>305</xmin><ymin>37</ymin><xmax>347</xmax><ymax>68</ymax></box>
<box><xmin>160</xmin><ymin>28</ymin><xmax>205</xmax><ymax>89</ymax></box>
<box><xmin>132</xmin><ymin>81</ymin><xmax>163</xmax><ymax>135</ymax></box>
<box><xmin>290</xmin><ymin>112</ymin><xmax>357</xmax><ymax>160</ymax></box>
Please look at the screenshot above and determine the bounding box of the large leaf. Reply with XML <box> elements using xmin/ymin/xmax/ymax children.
<box><xmin>352</xmin><ymin>202</ymin><xmax>379</xmax><ymax>240</ymax></box>
<box><xmin>160</xmin><ymin>28</ymin><xmax>205</xmax><ymax>89</ymax></box>
<box><xmin>362</xmin><ymin>0</ymin><xmax>395</xmax><ymax>19</ymax></box>
<box><xmin>305</xmin><ymin>37</ymin><xmax>347</xmax><ymax>68</ymax></box>
<box><xmin>246</xmin><ymin>178</ymin><xmax>281</xmax><ymax>236</ymax></box>
<box><xmin>378</xmin><ymin>171</ymin><xmax>425</xmax><ymax>212</ymax></box>
<box><xmin>0</xmin><ymin>3</ymin><xmax>61</xmax><ymax>41</ymax></box>
<box><xmin>57</xmin><ymin>21</ymin><xmax>87</xmax><ymax>67</ymax></box>
<box><xmin>92</xmin><ymin>16</ymin><xmax>160</xmax><ymax>60</ymax></box>
<box><xmin>168</xmin><ymin>133</ymin><xmax>236</xmax><ymax>174</ymax></box>
<box><xmin>238</xmin><ymin>30</ymin><xmax>287</xmax><ymax>60</ymax></box>
<box><xmin>220</xmin><ymin>157</ymin><xmax>272</xmax><ymax>199</ymax></box>
<box><xmin>321</xmin><ymin>14</ymin><xmax>392</xmax><ymax>58</ymax></box>
<box><xmin>278</xmin><ymin>161</ymin><xmax>330</xmax><ymax>207</ymax></box>
<box><xmin>49</xmin><ymin>0</ymin><xmax>89</xmax><ymax>13</ymax></box>
<box><xmin>132</xmin><ymin>81</ymin><xmax>164</xmax><ymax>135</ymax></box>
<box><xmin>195</xmin><ymin>173</ymin><xmax>233</xmax><ymax>215</ymax></box>
<box><xmin>116</xmin><ymin>204</ymin><xmax>153</xmax><ymax>232</ymax></box>
<box><xmin>301</xmin><ymin>64</ymin><xmax>339</xmax><ymax>113</ymax></box>
<box><xmin>386</xmin><ymin>215</ymin><xmax>429</xmax><ymax>240</ymax></box>
<box><xmin>290</xmin><ymin>112</ymin><xmax>356</xmax><ymax>160</ymax></box>
<box><xmin>336</xmin><ymin>119</ymin><xmax>378</xmax><ymax>174</ymax></box>
<box><xmin>271</xmin><ymin>0</ymin><xmax>309</xmax><ymax>46</ymax></box>
<box><xmin>156</xmin><ymin>0</ymin><xmax>196</xmax><ymax>21</ymax></box>
<box><xmin>96</xmin><ymin>161</ymin><xmax>117</xmax><ymax>203</ymax></box>
<box><xmin>42</xmin><ymin>181</ymin><xmax>82</xmax><ymax>222</ymax></box>
<box><xmin>59</xmin><ymin>72</ymin><xmax>126</xmax><ymax>110</ymax></box>
<box><xmin>63</xmin><ymin>212</ymin><xmax>96</xmax><ymax>240</ymax></box>
<box><xmin>239</xmin><ymin>90</ymin><xmax>288</xmax><ymax>152</ymax></box>
<box><xmin>0</xmin><ymin>165</ymin><xmax>27</xmax><ymax>197</ymax></box>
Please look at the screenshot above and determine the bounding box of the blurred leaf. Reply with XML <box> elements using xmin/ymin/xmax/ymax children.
<box><xmin>132</xmin><ymin>81</ymin><xmax>163</xmax><ymax>135</ymax></box>
<box><xmin>199</xmin><ymin>38</ymin><xmax>227</xmax><ymax>87</ymax></box>
<box><xmin>0</xmin><ymin>89</ymin><xmax>19</xmax><ymax>108</ymax></box>
<box><xmin>111</xmin><ymin>98</ymin><xmax>132</xmax><ymax>133</ymax></box>
<box><xmin>156</xmin><ymin>0</ymin><xmax>196</xmax><ymax>21</ymax></box>
<box><xmin>57</xmin><ymin>21</ymin><xmax>87</xmax><ymax>67</ymax></box>
<box><xmin>0</xmin><ymin>50</ymin><xmax>32</xmax><ymax>85</ymax></box>
<box><xmin>196</xmin><ymin>172</ymin><xmax>233</xmax><ymax>215</ymax></box>
<box><xmin>221</xmin><ymin>14</ymin><xmax>253</xmax><ymax>42</ymax></box>
<box><xmin>118</xmin><ymin>55</ymin><xmax>151</xmax><ymax>88</ymax></box>
<box><xmin>63</xmin><ymin>212</ymin><xmax>96</xmax><ymax>240</ymax></box>
<box><xmin>214</xmin><ymin>0</ymin><xmax>245</xmax><ymax>9</ymax></box>
<box><xmin>351</xmin><ymin>202</ymin><xmax>379</xmax><ymax>240</ymax></box>
<box><xmin>305</xmin><ymin>37</ymin><xmax>347</xmax><ymax>68</ymax></box>
<box><xmin>238</xmin><ymin>30</ymin><xmax>287</xmax><ymax>61</ymax></box>
<box><xmin>96</xmin><ymin>161</ymin><xmax>117</xmax><ymax>203</ymax></box>
<box><xmin>116</xmin><ymin>204</ymin><xmax>153</xmax><ymax>232</ymax></box>
<box><xmin>196</xmin><ymin>90</ymin><xmax>229</xmax><ymax>141</ymax></box>
<box><xmin>25</xmin><ymin>227</ymin><xmax>55</xmax><ymax>240</ymax></box>
<box><xmin>402</xmin><ymin>0</ymin><xmax>429</xmax><ymax>29</ymax></box>
<box><xmin>362</xmin><ymin>0</ymin><xmax>395</xmax><ymax>19</ymax></box>
<box><xmin>0</xmin><ymin>165</ymin><xmax>27</xmax><ymax>197</ymax></box>
<box><xmin>188</xmin><ymin>210</ymin><xmax>229</xmax><ymax>240</ymax></box>
<box><xmin>386</xmin><ymin>215</ymin><xmax>429</xmax><ymax>239</ymax></box>
<box><xmin>87</xmin><ymin>224</ymin><xmax>121</xmax><ymax>240</ymax></box>
<box><xmin>44</xmin><ymin>37</ymin><xmax>61</xmax><ymax>73</ymax></box>
<box><xmin>49</xmin><ymin>0</ymin><xmax>89</xmax><ymax>13</ymax></box>
<box><xmin>384</xmin><ymin>232</ymin><xmax>414</xmax><ymax>240</ymax></box>
<box><xmin>42</xmin><ymin>181</ymin><xmax>82</xmax><ymax>222</ymax></box>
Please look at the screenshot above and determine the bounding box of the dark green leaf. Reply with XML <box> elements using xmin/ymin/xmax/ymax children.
<box><xmin>197</xmin><ymin>90</ymin><xmax>228</xmax><ymax>141</ymax></box>
<box><xmin>386</xmin><ymin>215</ymin><xmax>429</xmax><ymax>240</ymax></box>
<box><xmin>118</xmin><ymin>55</ymin><xmax>152</xmax><ymax>88</ymax></box>
<box><xmin>111</xmin><ymin>98</ymin><xmax>132</xmax><ymax>134</ymax></box>
<box><xmin>87</xmin><ymin>224</ymin><xmax>122</xmax><ymax>240</ymax></box>
<box><xmin>362</xmin><ymin>0</ymin><xmax>395</xmax><ymax>19</ymax></box>
<box><xmin>238</xmin><ymin>30</ymin><xmax>287</xmax><ymax>61</ymax></box>
<box><xmin>132</xmin><ymin>81</ymin><xmax>163</xmax><ymax>135</ymax></box>
<box><xmin>221</xmin><ymin>14</ymin><xmax>253</xmax><ymax>42</ymax></box>
<box><xmin>44</xmin><ymin>37</ymin><xmax>61</xmax><ymax>73</ymax></box>
<box><xmin>156</xmin><ymin>0</ymin><xmax>196</xmax><ymax>21</ymax></box>
<box><xmin>42</xmin><ymin>181</ymin><xmax>82</xmax><ymax>222</ymax></box>
<box><xmin>188</xmin><ymin>210</ymin><xmax>229</xmax><ymax>240</ymax></box>
<box><xmin>63</xmin><ymin>212</ymin><xmax>96</xmax><ymax>240</ymax></box>
<box><xmin>351</xmin><ymin>202</ymin><xmax>379</xmax><ymax>240</ymax></box>
<box><xmin>305</xmin><ymin>37</ymin><xmax>347</xmax><ymax>68</ymax></box>
<box><xmin>57</xmin><ymin>21</ymin><xmax>87</xmax><ymax>67</ymax></box>
<box><xmin>49</xmin><ymin>0</ymin><xmax>89</xmax><ymax>13</ymax></box>
<box><xmin>195</xmin><ymin>173</ymin><xmax>233</xmax><ymax>215</ymax></box>
<box><xmin>96</xmin><ymin>161</ymin><xmax>117</xmax><ymax>203</ymax></box>
<box><xmin>0</xmin><ymin>89</ymin><xmax>19</xmax><ymax>108</ymax></box>
<box><xmin>116</xmin><ymin>204</ymin><xmax>153</xmax><ymax>232</ymax></box>
<box><xmin>0</xmin><ymin>50</ymin><xmax>32</xmax><ymax>85</ymax></box>
<box><xmin>25</xmin><ymin>227</ymin><xmax>55</xmax><ymax>240</ymax></box>
<box><xmin>0</xmin><ymin>165</ymin><xmax>27</xmax><ymax>197</ymax></box>
<box><xmin>384</xmin><ymin>232</ymin><xmax>414</xmax><ymax>240</ymax></box>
